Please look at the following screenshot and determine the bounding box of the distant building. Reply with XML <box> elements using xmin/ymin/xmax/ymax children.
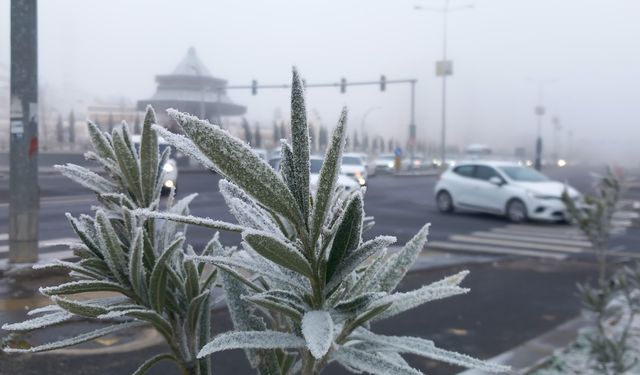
<box><xmin>137</xmin><ymin>47</ymin><xmax>246</xmax><ymax>130</ymax></box>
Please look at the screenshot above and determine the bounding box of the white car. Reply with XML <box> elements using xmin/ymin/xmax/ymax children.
<box><xmin>434</xmin><ymin>161</ymin><xmax>581</xmax><ymax>222</ymax></box>
<box><xmin>132</xmin><ymin>135</ymin><xmax>178</xmax><ymax>195</ymax></box>
<box><xmin>374</xmin><ymin>153</ymin><xmax>396</xmax><ymax>174</ymax></box>
<box><xmin>341</xmin><ymin>153</ymin><xmax>368</xmax><ymax>186</ymax></box>
<box><xmin>268</xmin><ymin>156</ymin><xmax>360</xmax><ymax>193</ymax></box>
<box><xmin>349</xmin><ymin>152</ymin><xmax>376</xmax><ymax>177</ymax></box>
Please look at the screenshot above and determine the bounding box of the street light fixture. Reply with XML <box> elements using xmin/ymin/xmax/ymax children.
<box><xmin>414</xmin><ymin>1</ymin><xmax>474</xmax><ymax>165</ymax></box>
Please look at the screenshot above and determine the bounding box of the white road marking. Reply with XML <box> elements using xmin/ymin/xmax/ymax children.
<box><xmin>471</xmin><ymin>231</ymin><xmax>592</xmax><ymax>247</ymax></box>
<box><xmin>449</xmin><ymin>235</ymin><xmax>584</xmax><ymax>253</ymax></box>
<box><xmin>428</xmin><ymin>241</ymin><xmax>566</xmax><ymax>260</ymax></box>
<box><xmin>491</xmin><ymin>227</ymin><xmax>587</xmax><ymax>240</ymax></box>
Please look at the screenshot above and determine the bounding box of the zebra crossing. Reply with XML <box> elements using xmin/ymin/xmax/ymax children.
<box><xmin>0</xmin><ymin>234</ymin><xmax>77</xmax><ymax>261</ymax></box>
<box><xmin>428</xmin><ymin>214</ymin><xmax>637</xmax><ymax>261</ymax></box>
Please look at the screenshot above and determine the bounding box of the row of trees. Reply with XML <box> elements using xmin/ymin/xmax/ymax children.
<box><xmin>242</xmin><ymin>117</ymin><xmax>407</xmax><ymax>155</ymax></box>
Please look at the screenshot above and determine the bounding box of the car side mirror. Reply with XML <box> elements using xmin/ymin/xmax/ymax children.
<box><xmin>489</xmin><ymin>176</ymin><xmax>504</xmax><ymax>186</ymax></box>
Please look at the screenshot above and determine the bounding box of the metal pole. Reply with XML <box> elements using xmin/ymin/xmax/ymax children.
<box><xmin>440</xmin><ymin>1</ymin><xmax>450</xmax><ymax>164</ymax></box>
<box><xmin>409</xmin><ymin>81</ymin><xmax>416</xmax><ymax>160</ymax></box>
<box><xmin>9</xmin><ymin>0</ymin><xmax>39</xmax><ymax>263</ymax></box>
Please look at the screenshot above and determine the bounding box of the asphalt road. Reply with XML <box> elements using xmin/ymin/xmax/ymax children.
<box><xmin>1</xmin><ymin>165</ymin><xmax>639</xmax><ymax>375</ymax></box>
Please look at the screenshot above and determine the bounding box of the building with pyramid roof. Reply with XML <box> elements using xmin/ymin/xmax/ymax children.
<box><xmin>137</xmin><ymin>47</ymin><xmax>246</xmax><ymax>129</ymax></box>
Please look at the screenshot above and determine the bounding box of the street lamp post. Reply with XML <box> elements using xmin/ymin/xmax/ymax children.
<box><xmin>415</xmin><ymin>1</ymin><xmax>473</xmax><ymax>165</ymax></box>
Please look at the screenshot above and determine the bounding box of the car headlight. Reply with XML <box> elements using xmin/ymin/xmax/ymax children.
<box><xmin>164</xmin><ymin>180</ymin><xmax>175</xmax><ymax>188</ymax></box>
<box><xmin>387</xmin><ymin>162</ymin><xmax>394</xmax><ymax>168</ymax></box>
<box><xmin>163</xmin><ymin>163</ymin><xmax>175</xmax><ymax>172</ymax></box>
<box><xmin>526</xmin><ymin>190</ymin><xmax>557</xmax><ymax>200</ymax></box>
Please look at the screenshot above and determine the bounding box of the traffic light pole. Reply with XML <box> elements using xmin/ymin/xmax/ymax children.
<box><xmin>9</xmin><ymin>0</ymin><xmax>39</xmax><ymax>263</ymax></box>
<box><xmin>226</xmin><ymin>77</ymin><xmax>418</xmax><ymax>156</ymax></box>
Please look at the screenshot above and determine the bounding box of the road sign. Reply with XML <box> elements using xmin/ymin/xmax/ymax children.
<box><xmin>436</xmin><ymin>60</ymin><xmax>453</xmax><ymax>76</ymax></box>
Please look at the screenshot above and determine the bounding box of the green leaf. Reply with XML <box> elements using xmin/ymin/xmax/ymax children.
<box><xmin>66</xmin><ymin>213</ymin><xmax>102</xmax><ymax>260</ymax></box>
<box><xmin>51</xmin><ymin>296</ymin><xmax>110</xmax><ymax>318</ymax></box>
<box><xmin>290</xmin><ymin>68</ymin><xmax>311</xmax><ymax>222</ymax></box>
<box><xmin>134</xmin><ymin>209</ymin><xmax>245</xmax><ymax>232</ymax></box>
<box><xmin>140</xmin><ymin>106</ymin><xmax>159</xmax><ymax>206</ymax></box>
<box><xmin>346</xmin><ymin>302</ymin><xmax>392</xmax><ymax>334</ymax></box>
<box><xmin>167</xmin><ymin>109</ymin><xmax>304</xmax><ymax>228</ymax></box>
<box><xmin>246</xmin><ymin>295</ymin><xmax>303</xmax><ymax>322</ymax></box>
<box><xmin>112</xmin><ymin>126</ymin><xmax>143</xmax><ymax>203</ymax></box>
<box><xmin>353</xmin><ymin>332</ymin><xmax>510</xmax><ymax>373</ymax></box>
<box><xmin>3</xmin><ymin>322</ymin><xmax>143</xmax><ymax>353</ymax></box>
<box><xmin>95</xmin><ymin>210</ymin><xmax>128</xmax><ymax>285</ymax></box>
<box><xmin>244</xmin><ymin>231</ymin><xmax>313</xmax><ymax>278</ymax></box>
<box><xmin>333</xmin><ymin>292</ymin><xmax>386</xmax><ymax>316</ymax></box>
<box><xmin>198</xmin><ymin>331</ymin><xmax>306</xmax><ymax>359</ymax></box>
<box><xmin>55</xmin><ymin>164</ymin><xmax>118</xmax><ymax>194</ymax></box>
<box><xmin>309</xmin><ymin>108</ymin><xmax>347</xmax><ymax>247</ymax></box>
<box><xmin>326</xmin><ymin>193</ymin><xmax>363</xmax><ymax>282</ymax></box>
<box><xmin>2</xmin><ymin>311</ymin><xmax>73</xmax><ymax>332</ymax></box>
<box><xmin>98</xmin><ymin>309</ymin><xmax>173</xmax><ymax>341</ymax></box>
<box><xmin>334</xmin><ymin>346</ymin><xmax>422</xmax><ymax>375</ymax></box>
<box><xmin>87</xmin><ymin>120</ymin><xmax>116</xmax><ymax>161</ymax></box>
<box><xmin>131</xmin><ymin>353</ymin><xmax>177</xmax><ymax>375</ymax></box>
<box><xmin>376</xmin><ymin>223</ymin><xmax>430</xmax><ymax>293</ymax></box>
<box><xmin>40</xmin><ymin>280</ymin><xmax>129</xmax><ymax>296</ymax></box>
<box><xmin>148</xmin><ymin>236</ymin><xmax>184</xmax><ymax>312</ymax></box>
<box><xmin>326</xmin><ymin>236</ymin><xmax>396</xmax><ymax>292</ymax></box>
<box><xmin>129</xmin><ymin>228</ymin><xmax>147</xmax><ymax>300</ymax></box>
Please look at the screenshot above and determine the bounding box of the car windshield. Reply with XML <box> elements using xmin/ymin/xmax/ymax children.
<box><xmin>310</xmin><ymin>159</ymin><xmax>323</xmax><ymax>174</ymax></box>
<box><xmin>378</xmin><ymin>155</ymin><xmax>395</xmax><ymax>161</ymax></box>
<box><xmin>499</xmin><ymin>166</ymin><xmax>549</xmax><ymax>182</ymax></box>
<box><xmin>342</xmin><ymin>156</ymin><xmax>362</xmax><ymax>165</ymax></box>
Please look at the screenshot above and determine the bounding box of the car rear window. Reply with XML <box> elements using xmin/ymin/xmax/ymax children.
<box><xmin>453</xmin><ymin>165</ymin><xmax>474</xmax><ymax>177</ymax></box>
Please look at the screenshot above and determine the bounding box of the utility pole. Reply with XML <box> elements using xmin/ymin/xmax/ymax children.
<box><xmin>9</xmin><ymin>0</ymin><xmax>39</xmax><ymax>263</ymax></box>
<box><xmin>534</xmin><ymin>105</ymin><xmax>544</xmax><ymax>171</ymax></box>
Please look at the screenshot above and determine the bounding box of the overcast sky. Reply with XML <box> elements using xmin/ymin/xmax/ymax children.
<box><xmin>1</xmin><ymin>0</ymin><xmax>639</xmax><ymax>163</ymax></box>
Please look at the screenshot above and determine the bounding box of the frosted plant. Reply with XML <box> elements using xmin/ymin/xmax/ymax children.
<box><xmin>2</xmin><ymin>108</ymin><xmax>217</xmax><ymax>375</ymax></box>
<box><xmin>146</xmin><ymin>69</ymin><xmax>509</xmax><ymax>375</ymax></box>
<box><xmin>563</xmin><ymin>168</ymin><xmax>622</xmax><ymax>283</ymax></box>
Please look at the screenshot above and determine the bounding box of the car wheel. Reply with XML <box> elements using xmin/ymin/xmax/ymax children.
<box><xmin>506</xmin><ymin>199</ymin><xmax>527</xmax><ymax>223</ymax></box>
<box><xmin>436</xmin><ymin>191</ymin><xmax>454</xmax><ymax>213</ymax></box>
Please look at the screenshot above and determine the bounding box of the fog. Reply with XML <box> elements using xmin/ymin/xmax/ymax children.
<box><xmin>1</xmin><ymin>0</ymin><xmax>639</xmax><ymax>164</ymax></box>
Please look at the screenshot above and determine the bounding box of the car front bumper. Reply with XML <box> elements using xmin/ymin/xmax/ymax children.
<box><xmin>525</xmin><ymin>197</ymin><xmax>575</xmax><ymax>221</ymax></box>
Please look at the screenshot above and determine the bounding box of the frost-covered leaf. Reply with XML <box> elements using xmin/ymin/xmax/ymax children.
<box><xmin>40</xmin><ymin>280</ymin><xmax>128</xmax><ymax>296</ymax></box>
<box><xmin>326</xmin><ymin>236</ymin><xmax>396</xmax><ymax>292</ymax></box>
<box><xmin>112</xmin><ymin>126</ymin><xmax>143</xmax><ymax>203</ymax></box>
<box><xmin>32</xmin><ymin>260</ymin><xmax>104</xmax><ymax>280</ymax></box>
<box><xmin>167</xmin><ymin>109</ymin><xmax>303</xmax><ymax>227</ymax></box>
<box><xmin>129</xmin><ymin>228</ymin><xmax>146</xmax><ymax>300</ymax></box>
<box><xmin>51</xmin><ymin>296</ymin><xmax>110</xmax><ymax>318</ymax></box>
<box><xmin>243</xmin><ymin>230</ymin><xmax>313</xmax><ymax>278</ymax></box>
<box><xmin>290</xmin><ymin>69</ymin><xmax>311</xmax><ymax>222</ymax></box>
<box><xmin>334</xmin><ymin>345</ymin><xmax>422</xmax><ymax>375</ymax></box>
<box><xmin>302</xmin><ymin>310</ymin><xmax>334</xmax><ymax>359</ymax></box>
<box><xmin>353</xmin><ymin>331</ymin><xmax>510</xmax><ymax>373</ymax></box>
<box><xmin>148</xmin><ymin>235</ymin><xmax>184</xmax><ymax>312</ymax></box>
<box><xmin>134</xmin><ymin>209</ymin><xmax>245</xmax><ymax>232</ymax></box>
<box><xmin>140</xmin><ymin>106</ymin><xmax>159</xmax><ymax>206</ymax></box>
<box><xmin>87</xmin><ymin>120</ymin><xmax>116</xmax><ymax>161</ymax></box>
<box><xmin>349</xmin><ymin>249</ymin><xmax>388</xmax><ymax>296</ymax></box>
<box><xmin>373</xmin><ymin>270</ymin><xmax>470</xmax><ymax>321</ymax></box>
<box><xmin>95</xmin><ymin>210</ymin><xmax>128</xmax><ymax>285</ymax></box>
<box><xmin>326</xmin><ymin>193</ymin><xmax>363</xmax><ymax>282</ymax></box>
<box><xmin>220</xmin><ymin>179</ymin><xmax>281</xmax><ymax>234</ymax></box>
<box><xmin>220</xmin><ymin>271</ymin><xmax>282</xmax><ymax>373</ymax></box>
<box><xmin>310</xmin><ymin>108</ymin><xmax>347</xmax><ymax>246</ymax></box>
<box><xmin>55</xmin><ymin>164</ymin><xmax>118</xmax><ymax>194</ymax></box>
<box><xmin>2</xmin><ymin>311</ymin><xmax>73</xmax><ymax>331</ymax></box>
<box><xmin>198</xmin><ymin>331</ymin><xmax>305</xmax><ymax>359</ymax></box>
<box><xmin>333</xmin><ymin>292</ymin><xmax>386</xmax><ymax>316</ymax></box>
<box><xmin>376</xmin><ymin>223</ymin><xmax>430</xmax><ymax>293</ymax></box>
<box><xmin>97</xmin><ymin>309</ymin><xmax>173</xmax><ymax>340</ymax></box>
<box><xmin>152</xmin><ymin>124</ymin><xmax>216</xmax><ymax>171</ymax></box>
<box><xmin>3</xmin><ymin>322</ymin><xmax>143</xmax><ymax>353</ymax></box>
<box><xmin>66</xmin><ymin>213</ymin><xmax>102</xmax><ymax>259</ymax></box>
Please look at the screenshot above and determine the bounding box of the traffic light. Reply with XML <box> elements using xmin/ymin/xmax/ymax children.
<box><xmin>252</xmin><ymin>79</ymin><xmax>258</xmax><ymax>95</ymax></box>
<box><xmin>380</xmin><ymin>75</ymin><xmax>386</xmax><ymax>91</ymax></box>
<box><xmin>340</xmin><ymin>78</ymin><xmax>346</xmax><ymax>94</ymax></box>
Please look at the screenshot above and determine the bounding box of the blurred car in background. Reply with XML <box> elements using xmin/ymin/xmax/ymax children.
<box><xmin>374</xmin><ymin>153</ymin><xmax>396</xmax><ymax>174</ymax></box>
<box><xmin>350</xmin><ymin>152</ymin><xmax>376</xmax><ymax>177</ymax></box>
<box><xmin>268</xmin><ymin>156</ymin><xmax>361</xmax><ymax>193</ymax></box>
<box><xmin>434</xmin><ymin>160</ymin><xmax>581</xmax><ymax>223</ymax></box>
<box><xmin>132</xmin><ymin>135</ymin><xmax>178</xmax><ymax>195</ymax></box>
<box><xmin>341</xmin><ymin>153</ymin><xmax>368</xmax><ymax>186</ymax></box>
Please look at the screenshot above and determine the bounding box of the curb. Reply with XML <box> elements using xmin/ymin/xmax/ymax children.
<box><xmin>457</xmin><ymin>316</ymin><xmax>586</xmax><ymax>375</ymax></box>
